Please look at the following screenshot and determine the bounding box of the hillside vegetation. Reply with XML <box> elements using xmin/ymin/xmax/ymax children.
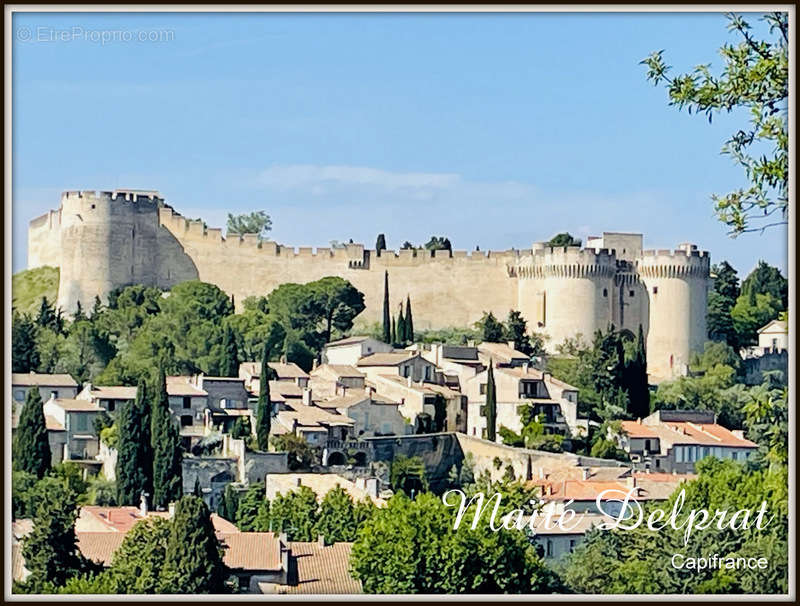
<box><xmin>12</xmin><ymin>266</ymin><xmax>59</xmax><ymax>314</ymax></box>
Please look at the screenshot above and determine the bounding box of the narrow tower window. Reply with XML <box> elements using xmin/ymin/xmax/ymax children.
<box><xmin>603</xmin><ymin>288</ymin><xmax>608</xmax><ymax>297</ymax></box>
<box><xmin>653</xmin><ymin>287</ymin><xmax>658</xmax><ymax>295</ymax></box>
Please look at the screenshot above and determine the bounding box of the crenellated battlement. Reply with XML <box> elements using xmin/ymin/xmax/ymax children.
<box><xmin>636</xmin><ymin>248</ymin><xmax>710</xmax><ymax>279</ymax></box>
<box><xmin>61</xmin><ymin>189</ymin><xmax>164</xmax><ymax>205</ymax></box>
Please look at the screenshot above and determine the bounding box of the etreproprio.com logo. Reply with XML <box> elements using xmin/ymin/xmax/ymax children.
<box><xmin>16</xmin><ymin>26</ymin><xmax>175</xmax><ymax>45</ymax></box>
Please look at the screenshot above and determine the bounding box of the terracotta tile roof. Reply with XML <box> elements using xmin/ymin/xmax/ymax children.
<box><xmin>12</xmin><ymin>372</ymin><xmax>78</xmax><ymax>387</ymax></box>
<box><xmin>77</xmin><ymin>506</ymin><xmax>239</xmax><ymax>534</ymax></box>
<box><xmin>326</xmin><ymin>336</ymin><xmax>371</xmax><ymax>347</ymax></box>
<box><xmin>531</xmin><ymin>479</ymin><xmax>632</xmax><ymax>502</ymax></box>
<box><xmin>477</xmin><ymin>342</ymin><xmax>530</xmax><ymax>363</ymax></box>
<box><xmin>621</xmin><ymin>420</ymin><xmax>660</xmax><ymax>438</ymax></box>
<box><xmin>48</xmin><ymin>398</ymin><xmax>103</xmax><ymax>412</ymax></box>
<box><xmin>269</xmin><ymin>380</ymin><xmax>305</xmax><ymax>398</ymax></box>
<box><xmin>530</xmin><ymin>512</ymin><xmax>610</xmax><ymax>535</ymax></box>
<box><xmin>45</xmin><ymin>415</ymin><xmax>65</xmax><ymax>431</ymax></box>
<box><xmin>281</xmin><ymin>542</ymin><xmax>362</xmax><ymax>594</ymax></box>
<box><xmin>240</xmin><ymin>362</ymin><xmax>310</xmax><ymax>379</ymax></box>
<box><xmin>166</xmin><ymin>376</ymin><xmax>207</xmax><ymax>396</ymax></box>
<box><xmin>356</xmin><ymin>352</ymin><xmax>419</xmax><ymax>367</ymax></box>
<box><xmin>311</xmin><ymin>364</ymin><xmax>365</xmax><ymax>380</ymax></box>
<box><xmin>277</xmin><ymin>406</ymin><xmax>353</xmax><ymax>429</ymax></box>
<box><xmin>87</xmin><ymin>386</ymin><xmax>138</xmax><ymax>400</ymax></box>
<box><xmin>76</xmin><ymin>532</ymin><xmax>127</xmax><ymax>566</ymax></box>
<box><xmin>661</xmin><ymin>421</ymin><xmax>757</xmax><ymax>448</ymax></box>
<box><xmin>219</xmin><ymin>532</ymin><xmax>282</xmax><ymax>571</ymax></box>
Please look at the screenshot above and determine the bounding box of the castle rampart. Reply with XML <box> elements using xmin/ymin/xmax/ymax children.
<box><xmin>28</xmin><ymin>191</ymin><xmax>711</xmax><ymax>381</ymax></box>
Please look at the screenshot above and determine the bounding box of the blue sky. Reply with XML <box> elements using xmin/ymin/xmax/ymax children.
<box><xmin>12</xmin><ymin>11</ymin><xmax>787</xmax><ymax>278</ymax></box>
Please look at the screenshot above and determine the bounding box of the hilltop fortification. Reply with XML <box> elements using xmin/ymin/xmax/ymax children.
<box><xmin>28</xmin><ymin>190</ymin><xmax>711</xmax><ymax>380</ymax></box>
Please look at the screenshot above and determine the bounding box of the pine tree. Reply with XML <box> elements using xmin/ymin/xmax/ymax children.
<box><xmin>480</xmin><ymin>361</ymin><xmax>497</xmax><ymax>442</ymax></box>
<box><xmin>220</xmin><ymin>324</ymin><xmax>239</xmax><ymax>377</ymax></box>
<box><xmin>405</xmin><ymin>296</ymin><xmax>414</xmax><ymax>342</ymax></box>
<box><xmin>12</xmin><ymin>312</ymin><xmax>40</xmax><ymax>373</ymax></box>
<box><xmin>256</xmin><ymin>342</ymin><xmax>272</xmax><ymax>451</ymax></box>
<box><xmin>397</xmin><ymin>307</ymin><xmax>406</xmax><ymax>345</ymax></box>
<box><xmin>382</xmin><ymin>271</ymin><xmax>391</xmax><ymax>344</ymax></box>
<box><xmin>161</xmin><ymin>496</ymin><xmax>226</xmax><ymax>594</ymax></box>
<box><xmin>116</xmin><ymin>380</ymin><xmax>151</xmax><ymax>505</ymax></box>
<box><xmin>14</xmin><ymin>387</ymin><xmax>51</xmax><ymax>478</ymax></box>
<box><xmin>151</xmin><ymin>366</ymin><xmax>182</xmax><ymax>510</ymax></box>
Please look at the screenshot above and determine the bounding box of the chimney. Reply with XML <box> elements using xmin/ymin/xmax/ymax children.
<box><xmin>365</xmin><ymin>478</ymin><xmax>378</xmax><ymax>499</ymax></box>
<box><xmin>626</xmin><ymin>476</ymin><xmax>637</xmax><ymax>490</ymax></box>
<box><xmin>280</xmin><ymin>354</ymin><xmax>287</xmax><ymax>364</ymax></box>
<box><xmin>279</xmin><ymin>531</ymin><xmax>288</xmax><ymax>545</ymax></box>
<box><xmin>302</xmin><ymin>388</ymin><xmax>313</xmax><ymax>406</ymax></box>
<box><xmin>580</xmin><ymin>467</ymin><xmax>590</xmax><ymax>481</ymax></box>
<box><xmin>507</xmin><ymin>340</ymin><xmax>516</xmax><ymax>349</ymax></box>
<box><xmin>139</xmin><ymin>492</ymin><xmax>148</xmax><ymax>517</ymax></box>
<box><xmin>312</xmin><ymin>358</ymin><xmax>319</xmax><ymax>371</ymax></box>
<box><xmin>296</xmin><ymin>477</ymin><xmax>302</xmax><ymax>487</ymax></box>
<box><xmin>406</xmin><ymin>376</ymin><xmax>412</xmax><ymax>387</ymax></box>
<box><xmin>522</xmin><ymin>362</ymin><xmax>529</xmax><ymax>374</ymax></box>
<box><xmin>317</xmin><ymin>534</ymin><xmax>325</xmax><ymax>548</ymax></box>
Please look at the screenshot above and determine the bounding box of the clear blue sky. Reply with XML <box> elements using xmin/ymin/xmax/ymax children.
<box><xmin>12</xmin><ymin>11</ymin><xmax>787</xmax><ymax>278</ymax></box>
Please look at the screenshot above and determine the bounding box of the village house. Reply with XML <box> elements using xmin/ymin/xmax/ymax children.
<box><xmin>12</xmin><ymin>372</ymin><xmax>78</xmax><ymax>407</ymax></box>
<box><xmin>273</xmin><ymin>389</ymin><xmax>354</xmax><ymax>447</ymax></box>
<box><xmin>355</xmin><ymin>351</ymin><xmax>439</xmax><ymax>384</ymax></box>
<box><xmin>315</xmin><ymin>387</ymin><xmax>408</xmax><ymax>437</ymax></box>
<box><xmin>239</xmin><ymin>361</ymin><xmax>310</xmax><ymax>393</ymax></box>
<box><xmin>166</xmin><ymin>376</ymin><xmax>209</xmax><ymax>449</ymax></box>
<box><xmin>420</xmin><ymin>343</ymin><xmax>484</xmax><ymax>390</ymax></box>
<box><xmin>619</xmin><ymin>410</ymin><xmax>758</xmax><ymax>473</ymax></box>
<box><xmin>264</xmin><ymin>472</ymin><xmax>385</xmax><ymax>506</ymax></box>
<box><xmin>42</xmin><ymin>395</ymin><xmax>104</xmax><ymax>464</ymax></box>
<box><xmin>476</xmin><ymin>342</ymin><xmax>531</xmax><ymax>368</ymax></box>
<box><xmin>322</xmin><ymin>336</ymin><xmax>393</xmax><ymax>366</ymax></box>
<box><xmin>308</xmin><ymin>364</ymin><xmax>367</xmax><ymax>399</ymax></box>
<box><xmin>370</xmin><ymin>374</ymin><xmax>467</xmax><ymax>433</ymax></box>
<box><xmin>76</xmin><ymin>384</ymin><xmax>137</xmax><ymax>413</ymax></box>
<box><xmin>464</xmin><ymin>364</ymin><xmax>581</xmax><ymax>440</ymax></box>
<box><xmin>741</xmin><ymin>319</ymin><xmax>789</xmax><ymax>385</ymax></box>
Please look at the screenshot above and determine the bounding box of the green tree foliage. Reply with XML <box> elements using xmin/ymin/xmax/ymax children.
<box><xmin>12</xmin><ymin>312</ymin><xmax>40</xmax><ymax>372</ymax></box>
<box><xmin>231</xmin><ymin>416</ymin><xmax>251</xmax><ymax>440</ymax></box>
<box><xmin>475</xmin><ymin>311</ymin><xmax>505</xmax><ymax>343</ymax></box>
<box><xmin>350</xmin><ymin>492</ymin><xmax>558</xmax><ymax>594</ymax></box>
<box><xmin>105</xmin><ymin>517</ymin><xmax>172</xmax><ymax>593</ymax></box>
<box><xmin>396</xmin><ymin>306</ymin><xmax>406</xmax><ymax>346</ymax></box>
<box><xmin>220</xmin><ymin>323</ymin><xmax>240</xmax><ymax>377</ymax></box>
<box><xmin>314</xmin><ymin>487</ymin><xmax>374</xmax><ymax>544</ymax></box>
<box><xmin>561</xmin><ymin>458</ymin><xmax>787</xmax><ymax>593</ymax></box>
<box><xmin>312</xmin><ymin>276</ymin><xmax>366</xmax><ymax>345</ymax></box>
<box><xmin>432</xmin><ymin>394</ymin><xmax>447</xmax><ymax>432</ymax></box>
<box><xmin>498</xmin><ymin>407</ymin><xmax>564</xmax><ymax>453</ymax></box>
<box><xmin>390</xmin><ymin>455</ymin><xmax>428</xmax><ymax>495</ymax></box>
<box><xmin>503</xmin><ymin>310</ymin><xmax>544</xmax><ymax>356</ymax></box>
<box><xmin>481</xmin><ymin>361</ymin><xmax>497</xmax><ymax>441</ymax></box>
<box><xmin>161</xmin><ymin>496</ymin><xmax>227</xmax><ymax>594</ymax></box>
<box><xmin>270</xmin><ymin>433</ymin><xmax>317</xmax><ymax>470</ymax></box>
<box><xmin>642</xmin><ymin>13</ymin><xmax>788</xmax><ymax>235</ymax></box>
<box><xmin>382</xmin><ymin>271</ymin><xmax>391</xmax><ymax>344</ymax></box>
<box><xmin>116</xmin><ymin>380</ymin><xmax>152</xmax><ymax>505</ymax></box>
<box><xmin>226</xmin><ymin>210</ymin><xmax>272</xmax><ymax>240</ymax></box>
<box><xmin>405</xmin><ymin>296</ymin><xmax>414</xmax><ymax>342</ymax></box>
<box><xmin>217</xmin><ymin>483</ymin><xmax>241</xmax><ymax>523</ymax></box>
<box><xmin>375</xmin><ymin>233</ymin><xmax>386</xmax><ymax>256</ymax></box>
<box><xmin>741</xmin><ymin>260</ymin><xmax>788</xmax><ymax>309</ymax></box>
<box><xmin>18</xmin><ymin>476</ymin><xmax>94</xmax><ymax>592</ymax></box>
<box><xmin>547</xmin><ymin>232</ymin><xmax>582</xmax><ymax>247</ymax></box>
<box><xmin>707</xmin><ymin>261</ymin><xmax>741</xmax><ymax>347</ymax></box>
<box><xmin>256</xmin><ymin>343</ymin><xmax>273</xmax><ymax>451</ymax></box>
<box><xmin>14</xmin><ymin>387</ymin><xmax>51</xmax><ymax>478</ymax></box>
<box><xmin>267</xmin><ymin>486</ymin><xmax>319</xmax><ymax>541</ymax></box>
<box><xmin>151</xmin><ymin>366</ymin><xmax>183</xmax><ymax>510</ymax></box>
<box><xmin>731</xmin><ymin>292</ymin><xmax>783</xmax><ymax>347</ymax></box>
<box><xmin>12</xmin><ymin>470</ymin><xmax>39</xmax><ymax>518</ymax></box>
<box><xmin>424</xmin><ymin>236</ymin><xmax>452</xmax><ymax>252</ymax></box>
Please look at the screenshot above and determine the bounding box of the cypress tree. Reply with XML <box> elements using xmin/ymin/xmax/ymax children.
<box><xmin>382</xmin><ymin>271</ymin><xmax>391</xmax><ymax>344</ymax></box>
<box><xmin>151</xmin><ymin>366</ymin><xmax>182</xmax><ymax>510</ymax></box>
<box><xmin>14</xmin><ymin>387</ymin><xmax>51</xmax><ymax>478</ymax></box>
<box><xmin>161</xmin><ymin>496</ymin><xmax>226</xmax><ymax>594</ymax></box>
<box><xmin>627</xmin><ymin>324</ymin><xmax>650</xmax><ymax>419</ymax></box>
<box><xmin>480</xmin><ymin>361</ymin><xmax>497</xmax><ymax>442</ymax></box>
<box><xmin>116</xmin><ymin>380</ymin><xmax>150</xmax><ymax>505</ymax></box>
<box><xmin>12</xmin><ymin>312</ymin><xmax>40</xmax><ymax>373</ymax></box>
<box><xmin>256</xmin><ymin>342</ymin><xmax>272</xmax><ymax>451</ymax></box>
<box><xmin>391</xmin><ymin>316</ymin><xmax>397</xmax><ymax>345</ymax></box>
<box><xmin>193</xmin><ymin>477</ymin><xmax>202</xmax><ymax>498</ymax></box>
<box><xmin>397</xmin><ymin>307</ymin><xmax>406</xmax><ymax>345</ymax></box>
<box><xmin>221</xmin><ymin>324</ymin><xmax>239</xmax><ymax>377</ymax></box>
<box><xmin>405</xmin><ymin>296</ymin><xmax>414</xmax><ymax>342</ymax></box>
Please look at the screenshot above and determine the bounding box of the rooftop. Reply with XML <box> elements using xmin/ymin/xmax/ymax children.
<box><xmin>166</xmin><ymin>376</ymin><xmax>208</xmax><ymax>397</ymax></box>
<box><xmin>240</xmin><ymin>361</ymin><xmax>310</xmax><ymax>379</ymax></box>
<box><xmin>218</xmin><ymin>532</ymin><xmax>283</xmax><ymax>571</ymax></box>
<box><xmin>12</xmin><ymin>372</ymin><xmax>78</xmax><ymax>388</ymax></box>
<box><xmin>356</xmin><ymin>351</ymin><xmax>419</xmax><ymax>367</ymax></box>
<box><xmin>311</xmin><ymin>364</ymin><xmax>366</xmax><ymax>380</ymax></box>
<box><xmin>325</xmin><ymin>336</ymin><xmax>372</xmax><ymax>347</ymax></box>
<box><xmin>47</xmin><ymin>398</ymin><xmax>103</xmax><ymax>412</ymax></box>
<box><xmin>84</xmin><ymin>385</ymin><xmax>138</xmax><ymax>400</ymax></box>
<box><xmin>280</xmin><ymin>542</ymin><xmax>362</xmax><ymax>594</ymax></box>
<box><xmin>477</xmin><ymin>342</ymin><xmax>530</xmax><ymax>364</ymax></box>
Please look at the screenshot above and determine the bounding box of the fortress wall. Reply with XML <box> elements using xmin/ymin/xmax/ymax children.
<box><xmin>27</xmin><ymin>209</ymin><xmax>62</xmax><ymax>269</ymax></box>
<box><xmin>158</xmin><ymin>208</ymin><xmax>518</xmax><ymax>329</ymax></box>
<box><xmin>637</xmin><ymin>249</ymin><xmax>710</xmax><ymax>381</ymax></box>
<box><xmin>612</xmin><ymin>273</ymin><xmax>649</xmax><ymax>336</ymax></box>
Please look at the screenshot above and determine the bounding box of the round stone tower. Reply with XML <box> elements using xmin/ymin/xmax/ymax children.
<box><xmin>636</xmin><ymin>244</ymin><xmax>710</xmax><ymax>381</ymax></box>
<box><xmin>516</xmin><ymin>245</ymin><xmax>617</xmax><ymax>350</ymax></box>
<box><xmin>57</xmin><ymin>190</ymin><xmax>163</xmax><ymax>313</ymax></box>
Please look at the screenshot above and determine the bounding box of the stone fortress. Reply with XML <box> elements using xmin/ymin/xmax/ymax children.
<box><xmin>28</xmin><ymin>190</ymin><xmax>711</xmax><ymax>381</ymax></box>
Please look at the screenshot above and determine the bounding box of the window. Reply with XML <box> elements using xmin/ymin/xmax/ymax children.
<box><xmin>629</xmin><ymin>290</ymin><xmax>635</xmax><ymax>297</ymax></box>
<box><xmin>52</xmin><ymin>390</ymin><xmax>59</xmax><ymax>399</ymax></box>
<box><xmin>180</xmin><ymin>415</ymin><xmax>193</xmax><ymax>427</ymax></box>
<box><xmin>75</xmin><ymin>414</ymin><xmax>88</xmax><ymax>432</ymax></box>
<box><xmin>732</xmin><ymin>451</ymin><xmax>739</xmax><ymax>461</ymax></box>
<box><xmin>183</xmin><ymin>396</ymin><xmax>191</xmax><ymax>409</ymax></box>
<box><xmin>424</xmin><ymin>366</ymin><xmax>431</xmax><ymax>381</ymax></box>
<box><xmin>653</xmin><ymin>286</ymin><xmax>658</xmax><ymax>294</ymax></box>
<box><xmin>676</xmin><ymin>446</ymin><xmax>684</xmax><ymax>463</ymax></box>
<box><xmin>381</xmin><ymin>422</ymin><xmax>391</xmax><ymax>434</ymax></box>
<box><xmin>403</xmin><ymin>366</ymin><xmax>410</xmax><ymax>378</ymax></box>
<box><xmin>107</xmin><ymin>400</ymin><xmax>116</xmax><ymax>412</ymax></box>
<box><xmin>14</xmin><ymin>389</ymin><xmax>25</xmax><ymax>401</ymax></box>
<box><xmin>603</xmin><ymin>288</ymin><xmax>608</xmax><ymax>297</ymax></box>
<box><xmin>546</xmin><ymin>539</ymin><xmax>553</xmax><ymax>557</ymax></box>
<box><xmin>569</xmin><ymin>539</ymin><xmax>577</xmax><ymax>553</ymax></box>
<box><xmin>479</xmin><ymin>383</ymin><xmax>487</xmax><ymax>395</ymax></box>
<box><xmin>644</xmin><ymin>439</ymin><xmax>651</xmax><ymax>452</ymax></box>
